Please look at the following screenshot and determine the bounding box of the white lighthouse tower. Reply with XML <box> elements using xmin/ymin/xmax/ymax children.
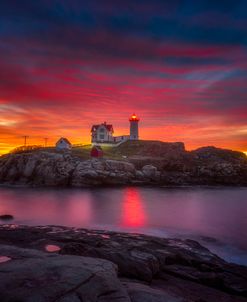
<box><xmin>129</xmin><ymin>113</ymin><xmax>139</xmax><ymax>140</ymax></box>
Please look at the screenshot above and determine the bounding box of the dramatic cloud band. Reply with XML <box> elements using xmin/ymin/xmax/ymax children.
<box><xmin>0</xmin><ymin>0</ymin><xmax>246</xmax><ymax>153</ymax></box>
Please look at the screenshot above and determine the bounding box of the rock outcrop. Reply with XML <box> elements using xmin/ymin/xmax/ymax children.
<box><xmin>0</xmin><ymin>144</ymin><xmax>246</xmax><ymax>187</ymax></box>
<box><xmin>0</xmin><ymin>225</ymin><xmax>246</xmax><ymax>302</ymax></box>
<box><xmin>0</xmin><ymin>244</ymin><xmax>130</xmax><ymax>302</ymax></box>
<box><xmin>0</xmin><ymin>214</ymin><xmax>13</xmax><ymax>220</ymax></box>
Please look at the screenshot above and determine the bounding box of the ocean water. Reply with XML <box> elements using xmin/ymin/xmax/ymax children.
<box><xmin>0</xmin><ymin>186</ymin><xmax>246</xmax><ymax>265</ymax></box>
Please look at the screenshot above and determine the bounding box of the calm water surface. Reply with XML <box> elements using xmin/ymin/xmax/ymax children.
<box><xmin>0</xmin><ymin>186</ymin><xmax>246</xmax><ymax>265</ymax></box>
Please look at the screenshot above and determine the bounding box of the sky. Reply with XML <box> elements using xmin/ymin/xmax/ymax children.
<box><xmin>0</xmin><ymin>0</ymin><xmax>247</xmax><ymax>154</ymax></box>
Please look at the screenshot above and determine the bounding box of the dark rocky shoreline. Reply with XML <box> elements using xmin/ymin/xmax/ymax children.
<box><xmin>0</xmin><ymin>224</ymin><xmax>246</xmax><ymax>301</ymax></box>
<box><xmin>0</xmin><ymin>143</ymin><xmax>247</xmax><ymax>187</ymax></box>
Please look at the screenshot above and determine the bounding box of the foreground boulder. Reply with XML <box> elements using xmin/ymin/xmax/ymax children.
<box><xmin>0</xmin><ymin>225</ymin><xmax>246</xmax><ymax>302</ymax></box>
<box><xmin>123</xmin><ymin>281</ymin><xmax>184</xmax><ymax>302</ymax></box>
<box><xmin>0</xmin><ymin>244</ymin><xmax>130</xmax><ymax>302</ymax></box>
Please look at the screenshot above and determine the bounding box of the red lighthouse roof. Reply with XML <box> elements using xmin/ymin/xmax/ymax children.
<box><xmin>129</xmin><ymin>113</ymin><xmax>140</xmax><ymax>122</ymax></box>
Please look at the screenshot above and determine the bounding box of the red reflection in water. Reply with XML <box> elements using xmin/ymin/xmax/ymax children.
<box><xmin>45</xmin><ymin>245</ymin><xmax>61</xmax><ymax>252</ymax></box>
<box><xmin>0</xmin><ymin>256</ymin><xmax>11</xmax><ymax>263</ymax></box>
<box><xmin>121</xmin><ymin>188</ymin><xmax>146</xmax><ymax>227</ymax></box>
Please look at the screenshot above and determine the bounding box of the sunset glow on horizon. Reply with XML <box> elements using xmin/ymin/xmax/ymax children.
<box><xmin>0</xmin><ymin>1</ymin><xmax>246</xmax><ymax>155</ymax></box>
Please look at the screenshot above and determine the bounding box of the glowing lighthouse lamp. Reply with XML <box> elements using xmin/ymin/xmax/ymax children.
<box><xmin>129</xmin><ymin>113</ymin><xmax>140</xmax><ymax>140</ymax></box>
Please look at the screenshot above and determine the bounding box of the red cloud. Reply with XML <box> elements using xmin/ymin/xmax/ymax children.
<box><xmin>0</xmin><ymin>34</ymin><xmax>246</xmax><ymax>154</ymax></box>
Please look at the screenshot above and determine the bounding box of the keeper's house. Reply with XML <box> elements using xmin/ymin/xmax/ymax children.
<box><xmin>91</xmin><ymin>122</ymin><xmax>114</xmax><ymax>143</ymax></box>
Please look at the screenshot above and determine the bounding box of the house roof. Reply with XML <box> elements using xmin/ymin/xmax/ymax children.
<box><xmin>56</xmin><ymin>137</ymin><xmax>72</xmax><ymax>145</ymax></box>
<box><xmin>91</xmin><ymin>123</ymin><xmax>114</xmax><ymax>132</ymax></box>
<box><xmin>92</xmin><ymin>145</ymin><xmax>103</xmax><ymax>151</ymax></box>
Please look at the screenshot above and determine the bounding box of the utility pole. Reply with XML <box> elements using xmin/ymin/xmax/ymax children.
<box><xmin>22</xmin><ymin>136</ymin><xmax>29</xmax><ymax>147</ymax></box>
<box><xmin>44</xmin><ymin>137</ymin><xmax>48</xmax><ymax>147</ymax></box>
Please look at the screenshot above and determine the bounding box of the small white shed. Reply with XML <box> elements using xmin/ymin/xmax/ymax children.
<box><xmin>56</xmin><ymin>137</ymin><xmax>72</xmax><ymax>151</ymax></box>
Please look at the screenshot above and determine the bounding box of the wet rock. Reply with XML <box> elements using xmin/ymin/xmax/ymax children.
<box><xmin>0</xmin><ymin>244</ymin><xmax>130</xmax><ymax>302</ymax></box>
<box><xmin>106</xmin><ymin>160</ymin><xmax>135</xmax><ymax>173</ymax></box>
<box><xmin>60</xmin><ymin>242</ymin><xmax>160</xmax><ymax>282</ymax></box>
<box><xmin>0</xmin><ymin>225</ymin><xmax>246</xmax><ymax>301</ymax></box>
<box><xmin>0</xmin><ymin>214</ymin><xmax>13</xmax><ymax>220</ymax></box>
<box><xmin>91</xmin><ymin>159</ymin><xmax>105</xmax><ymax>171</ymax></box>
<box><xmin>135</xmin><ymin>170</ymin><xmax>144</xmax><ymax>179</ymax></box>
<box><xmin>0</xmin><ymin>256</ymin><xmax>11</xmax><ymax>263</ymax></box>
<box><xmin>23</xmin><ymin>158</ymin><xmax>37</xmax><ymax>178</ymax></box>
<box><xmin>142</xmin><ymin>165</ymin><xmax>158</xmax><ymax>178</ymax></box>
<box><xmin>123</xmin><ymin>281</ymin><xmax>185</xmax><ymax>302</ymax></box>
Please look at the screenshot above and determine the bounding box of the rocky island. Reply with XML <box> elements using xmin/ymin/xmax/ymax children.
<box><xmin>0</xmin><ymin>141</ymin><xmax>246</xmax><ymax>187</ymax></box>
<box><xmin>0</xmin><ymin>224</ymin><xmax>247</xmax><ymax>302</ymax></box>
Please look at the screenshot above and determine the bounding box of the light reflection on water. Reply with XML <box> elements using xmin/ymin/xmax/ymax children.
<box><xmin>121</xmin><ymin>188</ymin><xmax>146</xmax><ymax>227</ymax></box>
<box><xmin>0</xmin><ymin>256</ymin><xmax>11</xmax><ymax>263</ymax></box>
<box><xmin>0</xmin><ymin>186</ymin><xmax>247</xmax><ymax>265</ymax></box>
<box><xmin>45</xmin><ymin>245</ymin><xmax>61</xmax><ymax>252</ymax></box>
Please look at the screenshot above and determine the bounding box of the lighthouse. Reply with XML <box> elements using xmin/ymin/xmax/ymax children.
<box><xmin>129</xmin><ymin>113</ymin><xmax>139</xmax><ymax>140</ymax></box>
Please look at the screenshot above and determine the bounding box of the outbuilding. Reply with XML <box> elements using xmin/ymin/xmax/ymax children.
<box><xmin>91</xmin><ymin>145</ymin><xmax>103</xmax><ymax>158</ymax></box>
<box><xmin>56</xmin><ymin>137</ymin><xmax>72</xmax><ymax>151</ymax></box>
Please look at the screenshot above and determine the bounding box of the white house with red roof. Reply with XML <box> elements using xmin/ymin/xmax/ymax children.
<box><xmin>91</xmin><ymin>122</ymin><xmax>114</xmax><ymax>143</ymax></box>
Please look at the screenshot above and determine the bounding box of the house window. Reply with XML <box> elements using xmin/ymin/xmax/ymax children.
<box><xmin>100</xmin><ymin>134</ymin><xmax>104</xmax><ymax>139</ymax></box>
<box><xmin>100</xmin><ymin>128</ymin><xmax>105</xmax><ymax>133</ymax></box>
